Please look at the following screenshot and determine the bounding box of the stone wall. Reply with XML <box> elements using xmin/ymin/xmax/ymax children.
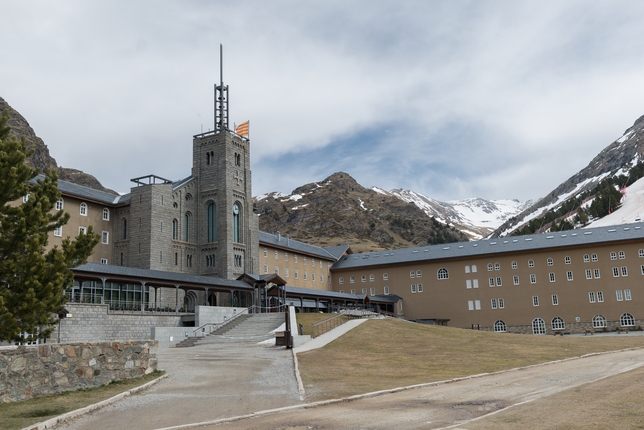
<box><xmin>0</xmin><ymin>340</ymin><xmax>157</xmax><ymax>403</ymax></box>
<box><xmin>53</xmin><ymin>303</ymin><xmax>184</xmax><ymax>343</ymax></box>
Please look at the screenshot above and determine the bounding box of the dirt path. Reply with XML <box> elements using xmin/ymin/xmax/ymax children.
<box><xmin>54</xmin><ymin>344</ymin><xmax>301</xmax><ymax>430</ymax></box>
<box><xmin>189</xmin><ymin>348</ymin><xmax>644</xmax><ymax>430</ymax></box>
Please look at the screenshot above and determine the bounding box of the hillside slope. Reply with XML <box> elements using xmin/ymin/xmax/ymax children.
<box><xmin>254</xmin><ymin>172</ymin><xmax>468</xmax><ymax>252</ymax></box>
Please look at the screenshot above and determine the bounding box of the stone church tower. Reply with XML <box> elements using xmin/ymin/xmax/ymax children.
<box><xmin>113</xmin><ymin>45</ymin><xmax>259</xmax><ymax>282</ymax></box>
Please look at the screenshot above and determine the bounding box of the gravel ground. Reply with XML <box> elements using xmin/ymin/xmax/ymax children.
<box><xmin>193</xmin><ymin>348</ymin><xmax>644</xmax><ymax>429</ymax></box>
<box><xmin>54</xmin><ymin>343</ymin><xmax>301</xmax><ymax>430</ymax></box>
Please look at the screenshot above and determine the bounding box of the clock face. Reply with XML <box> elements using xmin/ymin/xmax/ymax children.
<box><xmin>233</xmin><ymin>204</ymin><xmax>239</xmax><ymax>215</ymax></box>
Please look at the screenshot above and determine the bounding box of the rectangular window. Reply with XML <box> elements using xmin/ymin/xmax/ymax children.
<box><xmin>474</xmin><ymin>300</ymin><xmax>481</xmax><ymax>310</ymax></box>
<box><xmin>466</xmin><ymin>280</ymin><xmax>472</xmax><ymax>289</ymax></box>
<box><xmin>616</xmin><ymin>290</ymin><xmax>623</xmax><ymax>301</ymax></box>
<box><xmin>79</xmin><ymin>226</ymin><xmax>87</xmax><ymax>235</ymax></box>
<box><xmin>384</xmin><ymin>286</ymin><xmax>389</xmax><ymax>295</ymax></box>
<box><xmin>383</xmin><ymin>273</ymin><xmax>388</xmax><ymax>280</ymax></box>
<box><xmin>496</xmin><ymin>277</ymin><xmax>502</xmax><ymax>286</ymax></box>
<box><xmin>417</xmin><ymin>284</ymin><xmax>423</xmax><ymax>292</ymax></box>
<box><xmin>294</xmin><ymin>255</ymin><xmax>298</xmax><ymax>263</ymax></box>
<box><xmin>488</xmin><ymin>263</ymin><xmax>493</xmax><ymax>271</ymax></box>
<box><xmin>54</xmin><ymin>226</ymin><xmax>62</xmax><ymax>237</ymax></box>
<box><xmin>275</xmin><ymin>251</ymin><xmax>278</xmax><ymax>259</ymax></box>
<box><xmin>370</xmin><ymin>287</ymin><xmax>375</xmax><ymax>296</ymax></box>
<box><xmin>303</xmin><ymin>272</ymin><xmax>307</xmax><ymax>280</ymax></box>
<box><xmin>101</xmin><ymin>231</ymin><xmax>109</xmax><ymax>244</ymax></box>
<box><xmin>468</xmin><ymin>300</ymin><xmax>474</xmax><ymax>311</ymax></box>
<box><xmin>263</xmin><ymin>264</ymin><xmax>268</xmax><ymax>274</ymax></box>
<box><xmin>370</xmin><ymin>274</ymin><xmax>375</xmax><ymax>282</ymax></box>
<box><xmin>350</xmin><ymin>289</ymin><xmax>356</xmax><ymax>294</ymax></box>
<box><xmin>411</xmin><ymin>284</ymin><xmax>417</xmax><ymax>293</ymax></box>
<box><xmin>532</xmin><ymin>296</ymin><xmax>539</xmax><ymax>306</ymax></box>
<box><xmin>586</xmin><ymin>269</ymin><xmax>592</xmax><ymax>279</ymax></box>
<box><xmin>610</xmin><ymin>252</ymin><xmax>617</xmax><ymax>260</ymax></box>
<box><xmin>566</xmin><ymin>271</ymin><xmax>573</xmax><ymax>281</ymax></box>
<box><xmin>594</xmin><ymin>268</ymin><xmax>601</xmax><ymax>279</ymax></box>
<box><xmin>552</xmin><ymin>294</ymin><xmax>558</xmax><ymax>305</ymax></box>
<box><xmin>619</xmin><ymin>251</ymin><xmax>626</xmax><ymax>259</ymax></box>
<box><xmin>275</xmin><ymin>267</ymin><xmax>279</xmax><ymax>275</ymax></box>
<box><xmin>473</xmin><ymin>279</ymin><xmax>479</xmax><ymax>288</ymax></box>
<box><xmin>362</xmin><ymin>288</ymin><xmax>367</xmax><ymax>294</ymax></box>
<box><xmin>621</xmin><ymin>266</ymin><xmax>628</xmax><ymax>277</ymax></box>
<box><xmin>592</xmin><ymin>253</ymin><xmax>598</xmax><ymax>262</ymax></box>
<box><xmin>489</xmin><ymin>278</ymin><xmax>495</xmax><ymax>287</ymax></box>
<box><xmin>565</xmin><ymin>256</ymin><xmax>571</xmax><ymax>264</ymax></box>
<box><xmin>641</xmin><ymin>265</ymin><xmax>644</xmax><ymax>275</ymax></box>
<box><xmin>175</xmin><ymin>253</ymin><xmax>178</xmax><ymax>265</ymax></box>
<box><xmin>416</xmin><ymin>270</ymin><xmax>422</xmax><ymax>278</ymax></box>
<box><xmin>625</xmin><ymin>289</ymin><xmax>631</xmax><ymax>300</ymax></box>
<box><xmin>285</xmin><ymin>268</ymin><xmax>289</xmax><ymax>277</ymax></box>
<box><xmin>530</xmin><ymin>274</ymin><xmax>536</xmax><ymax>284</ymax></box>
<box><xmin>491</xmin><ymin>298</ymin><xmax>497</xmax><ymax>309</ymax></box>
<box><xmin>612</xmin><ymin>267</ymin><xmax>620</xmax><ymax>277</ymax></box>
<box><xmin>410</xmin><ymin>270</ymin><xmax>415</xmax><ymax>278</ymax></box>
<box><xmin>589</xmin><ymin>292</ymin><xmax>596</xmax><ymax>303</ymax></box>
<box><xmin>584</xmin><ymin>254</ymin><xmax>590</xmax><ymax>262</ymax></box>
<box><xmin>100</xmin><ymin>258</ymin><xmax>108</xmax><ymax>264</ymax></box>
<box><xmin>295</xmin><ymin>270</ymin><xmax>298</xmax><ymax>279</ymax></box>
<box><xmin>285</xmin><ymin>253</ymin><xmax>288</xmax><ymax>261</ymax></box>
<box><xmin>597</xmin><ymin>291</ymin><xmax>604</xmax><ymax>302</ymax></box>
<box><xmin>549</xmin><ymin>272</ymin><xmax>555</xmax><ymax>282</ymax></box>
<box><xmin>513</xmin><ymin>275</ymin><xmax>519</xmax><ymax>285</ymax></box>
<box><xmin>498</xmin><ymin>298</ymin><xmax>504</xmax><ymax>308</ymax></box>
<box><xmin>312</xmin><ymin>273</ymin><xmax>316</xmax><ymax>281</ymax></box>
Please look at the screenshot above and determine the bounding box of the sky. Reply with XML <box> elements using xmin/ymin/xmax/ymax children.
<box><xmin>2</xmin><ymin>1</ymin><xmax>644</xmax><ymax>202</ymax></box>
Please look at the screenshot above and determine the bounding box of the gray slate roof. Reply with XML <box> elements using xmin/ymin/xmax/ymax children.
<box><xmin>30</xmin><ymin>174</ymin><xmax>124</xmax><ymax>205</ymax></box>
<box><xmin>331</xmin><ymin>223</ymin><xmax>644</xmax><ymax>270</ymax></box>
<box><xmin>73</xmin><ymin>263</ymin><xmax>253</xmax><ymax>290</ymax></box>
<box><xmin>268</xmin><ymin>284</ymin><xmax>363</xmax><ymax>301</ymax></box>
<box><xmin>259</xmin><ymin>231</ymin><xmax>346</xmax><ymax>261</ymax></box>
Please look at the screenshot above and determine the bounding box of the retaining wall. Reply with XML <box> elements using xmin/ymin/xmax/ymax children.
<box><xmin>0</xmin><ymin>340</ymin><xmax>157</xmax><ymax>403</ymax></box>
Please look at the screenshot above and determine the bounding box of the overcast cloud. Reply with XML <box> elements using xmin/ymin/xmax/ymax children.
<box><xmin>2</xmin><ymin>1</ymin><xmax>644</xmax><ymax>202</ymax></box>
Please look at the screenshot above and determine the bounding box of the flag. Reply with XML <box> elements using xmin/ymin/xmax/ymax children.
<box><xmin>235</xmin><ymin>121</ymin><xmax>249</xmax><ymax>137</ymax></box>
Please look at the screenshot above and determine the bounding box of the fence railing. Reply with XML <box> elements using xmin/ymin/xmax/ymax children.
<box><xmin>192</xmin><ymin>307</ymin><xmax>251</xmax><ymax>337</ymax></box>
<box><xmin>65</xmin><ymin>292</ymin><xmax>190</xmax><ymax>314</ymax></box>
<box><xmin>311</xmin><ymin>313</ymin><xmax>349</xmax><ymax>338</ymax></box>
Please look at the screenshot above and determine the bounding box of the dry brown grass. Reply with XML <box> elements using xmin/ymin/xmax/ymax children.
<box><xmin>296</xmin><ymin>319</ymin><xmax>644</xmax><ymax>401</ymax></box>
<box><xmin>465</xmin><ymin>365</ymin><xmax>644</xmax><ymax>430</ymax></box>
<box><xmin>0</xmin><ymin>371</ymin><xmax>164</xmax><ymax>430</ymax></box>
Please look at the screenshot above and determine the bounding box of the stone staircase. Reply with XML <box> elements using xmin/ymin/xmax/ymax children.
<box><xmin>176</xmin><ymin>313</ymin><xmax>285</xmax><ymax>347</ymax></box>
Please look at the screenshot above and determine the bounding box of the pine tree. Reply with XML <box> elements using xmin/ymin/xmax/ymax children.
<box><xmin>0</xmin><ymin>109</ymin><xmax>99</xmax><ymax>343</ymax></box>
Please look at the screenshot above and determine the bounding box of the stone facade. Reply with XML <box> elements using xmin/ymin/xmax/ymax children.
<box><xmin>52</xmin><ymin>304</ymin><xmax>184</xmax><ymax>344</ymax></box>
<box><xmin>0</xmin><ymin>340</ymin><xmax>157</xmax><ymax>403</ymax></box>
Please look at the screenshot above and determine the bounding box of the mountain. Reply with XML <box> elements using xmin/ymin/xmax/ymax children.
<box><xmin>492</xmin><ymin>114</ymin><xmax>644</xmax><ymax>237</ymax></box>
<box><xmin>372</xmin><ymin>188</ymin><xmax>533</xmax><ymax>240</ymax></box>
<box><xmin>254</xmin><ymin>172</ymin><xmax>468</xmax><ymax>252</ymax></box>
<box><xmin>0</xmin><ymin>96</ymin><xmax>115</xmax><ymax>193</ymax></box>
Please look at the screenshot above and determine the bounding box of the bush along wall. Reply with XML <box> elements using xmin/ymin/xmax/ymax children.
<box><xmin>0</xmin><ymin>340</ymin><xmax>157</xmax><ymax>403</ymax></box>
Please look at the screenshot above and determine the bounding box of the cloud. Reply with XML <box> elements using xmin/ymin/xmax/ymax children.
<box><xmin>2</xmin><ymin>1</ymin><xmax>644</xmax><ymax>202</ymax></box>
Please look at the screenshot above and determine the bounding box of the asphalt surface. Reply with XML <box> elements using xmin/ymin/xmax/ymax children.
<box><xmin>54</xmin><ymin>343</ymin><xmax>302</xmax><ymax>430</ymax></box>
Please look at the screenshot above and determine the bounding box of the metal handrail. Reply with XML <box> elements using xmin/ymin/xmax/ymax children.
<box><xmin>192</xmin><ymin>307</ymin><xmax>251</xmax><ymax>336</ymax></box>
<box><xmin>311</xmin><ymin>313</ymin><xmax>349</xmax><ymax>338</ymax></box>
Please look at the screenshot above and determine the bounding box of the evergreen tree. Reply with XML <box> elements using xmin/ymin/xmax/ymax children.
<box><xmin>0</xmin><ymin>109</ymin><xmax>99</xmax><ymax>343</ymax></box>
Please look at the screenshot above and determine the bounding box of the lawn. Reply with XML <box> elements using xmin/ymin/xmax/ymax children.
<box><xmin>296</xmin><ymin>319</ymin><xmax>644</xmax><ymax>401</ymax></box>
<box><xmin>296</xmin><ymin>312</ymin><xmax>345</xmax><ymax>336</ymax></box>
<box><xmin>0</xmin><ymin>371</ymin><xmax>165</xmax><ymax>430</ymax></box>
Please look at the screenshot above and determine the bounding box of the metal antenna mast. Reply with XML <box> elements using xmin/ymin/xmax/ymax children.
<box><xmin>215</xmin><ymin>44</ymin><xmax>229</xmax><ymax>131</ymax></box>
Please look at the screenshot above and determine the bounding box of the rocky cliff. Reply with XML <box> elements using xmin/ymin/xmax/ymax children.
<box><xmin>0</xmin><ymin>96</ymin><xmax>114</xmax><ymax>193</ymax></box>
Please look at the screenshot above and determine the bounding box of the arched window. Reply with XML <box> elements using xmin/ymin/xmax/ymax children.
<box><xmin>528</xmin><ymin>259</ymin><xmax>534</xmax><ymax>267</ymax></box>
<box><xmin>122</xmin><ymin>218</ymin><xmax>127</xmax><ymax>240</ymax></box>
<box><xmin>80</xmin><ymin>202</ymin><xmax>88</xmax><ymax>216</ymax></box>
<box><xmin>494</xmin><ymin>320</ymin><xmax>506</xmax><ymax>332</ymax></box>
<box><xmin>172</xmin><ymin>219</ymin><xmax>178</xmax><ymax>240</ymax></box>
<box><xmin>184</xmin><ymin>212</ymin><xmax>192</xmax><ymax>242</ymax></box>
<box><xmin>532</xmin><ymin>318</ymin><xmax>546</xmax><ymax>335</ymax></box>
<box><xmin>102</xmin><ymin>208</ymin><xmax>110</xmax><ymax>221</ymax></box>
<box><xmin>471</xmin><ymin>265</ymin><xmax>477</xmax><ymax>273</ymax></box>
<box><xmin>185</xmin><ymin>193</ymin><xmax>193</xmax><ymax>201</ymax></box>
<box><xmin>55</xmin><ymin>198</ymin><xmax>64</xmax><ymax>210</ymax></box>
<box><xmin>620</xmin><ymin>313</ymin><xmax>635</xmax><ymax>327</ymax></box>
<box><xmin>437</xmin><ymin>268</ymin><xmax>449</xmax><ymax>280</ymax></box>
<box><xmin>207</xmin><ymin>203</ymin><xmax>216</xmax><ymax>242</ymax></box>
<box><xmin>551</xmin><ymin>317</ymin><xmax>565</xmax><ymax>330</ymax></box>
<box><xmin>233</xmin><ymin>203</ymin><xmax>241</xmax><ymax>242</ymax></box>
<box><xmin>592</xmin><ymin>315</ymin><xmax>606</xmax><ymax>328</ymax></box>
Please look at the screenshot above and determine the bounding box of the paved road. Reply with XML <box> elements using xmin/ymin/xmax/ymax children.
<box><xmin>55</xmin><ymin>343</ymin><xmax>301</xmax><ymax>430</ymax></box>
<box><xmin>184</xmin><ymin>348</ymin><xmax>644</xmax><ymax>430</ymax></box>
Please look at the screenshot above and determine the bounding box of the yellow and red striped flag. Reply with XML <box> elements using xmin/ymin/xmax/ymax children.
<box><xmin>235</xmin><ymin>121</ymin><xmax>249</xmax><ymax>137</ymax></box>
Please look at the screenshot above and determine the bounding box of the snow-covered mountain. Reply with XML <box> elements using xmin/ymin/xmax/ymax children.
<box><xmin>493</xmin><ymin>114</ymin><xmax>644</xmax><ymax>237</ymax></box>
<box><xmin>372</xmin><ymin>187</ymin><xmax>533</xmax><ymax>240</ymax></box>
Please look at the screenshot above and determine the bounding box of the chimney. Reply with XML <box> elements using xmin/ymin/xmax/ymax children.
<box><xmin>277</xmin><ymin>231</ymin><xmax>281</xmax><ymax>241</ymax></box>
